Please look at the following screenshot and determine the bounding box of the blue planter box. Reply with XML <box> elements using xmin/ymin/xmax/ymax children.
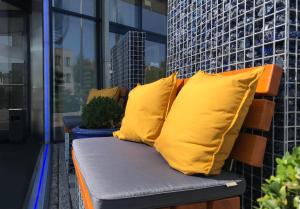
<box><xmin>72</xmin><ymin>126</ymin><xmax>118</xmax><ymax>139</ymax></box>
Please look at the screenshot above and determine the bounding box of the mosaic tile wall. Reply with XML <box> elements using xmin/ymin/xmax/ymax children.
<box><xmin>111</xmin><ymin>31</ymin><xmax>146</xmax><ymax>90</ymax></box>
<box><xmin>167</xmin><ymin>0</ymin><xmax>300</xmax><ymax>208</ymax></box>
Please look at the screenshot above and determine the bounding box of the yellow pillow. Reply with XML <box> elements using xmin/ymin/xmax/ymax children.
<box><xmin>154</xmin><ymin>67</ymin><xmax>264</xmax><ymax>175</ymax></box>
<box><xmin>86</xmin><ymin>87</ymin><xmax>120</xmax><ymax>104</ymax></box>
<box><xmin>113</xmin><ymin>74</ymin><xmax>177</xmax><ymax>146</ymax></box>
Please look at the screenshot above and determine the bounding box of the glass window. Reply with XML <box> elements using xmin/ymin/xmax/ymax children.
<box><xmin>142</xmin><ymin>0</ymin><xmax>167</xmax><ymax>35</ymax></box>
<box><xmin>108</xmin><ymin>33</ymin><xmax>166</xmax><ymax>87</ymax></box>
<box><xmin>110</xmin><ymin>31</ymin><xmax>146</xmax><ymax>89</ymax></box>
<box><xmin>0</xmin><ymin>6</ymin><xmax>27</xmax><ymax>132</ymax></box>
<box><xmin>53</xmin><ymin>13</ymin><xmax>97</xmax><ymax>130</ymax></box>
<box><xmin>103</xmin><ymin>32</ymin><xmax>125</xmax><ymax>88</ymax></box>
<box><xmin>109</xmin><ymin>32</ymin><xmax>124</xmax><ymax>49</ymax></box>
<box><xmin>53</xmin><ymin>0</ymin><xmax>96</xmax><ymax>17</ymax></box>
<box><xmin>144</xmin><ymin>40</ymin><xmax>166</xmax><ymax>83</ymax></box>
<box><xmin>66</xmin><ymin>57</ymin><xmax>71</xmax><ymax>66</ymax></box>
<box><xmin>109</xmin><ymin>0</ymin><xmax>139</xmax><ymax>28</ymax></box>
<box><xmin>55</xmin><ymin>55</ymin><xmax>61</xmax><ymax>65</ymax></box>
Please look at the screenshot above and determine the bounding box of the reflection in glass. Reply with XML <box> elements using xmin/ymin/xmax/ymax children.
<box><xmin>109</xmin><ymin>0</ymin><xmax>139</xmax><ymax>28</ymax></box>
<box><xmin>109</xmin><ymin>32</ymin><xmax>124</xmax><ymax>50</ymax></box>
<box><xmin>53</xmin><ymin>0</ymin><xmax>96</xmax><ymax>17</ymax></box>
<box><xmin>110</xmin><ymin>34</ymin><xmax>166</xmax><ymax>88</ymax></box>
<box><xmin>111</xmin><ymin>31</ymin><xmax>145</xmax><ymax>90</ymax></box>
<box><xmin>105</xmin><ymin>33</ymin><xmax>125</xmax><ymax>87</ymax></box>
<box><xmin>142</xmin><ymin>0</ymin><xmax>167</xmax><ymax>35</ymax></box>
<box><xmin>0</xmin><ymin>4</ymin><xmax>27</xmax><ymax>133</ymax></box>
<box><xmin>53</xmin><ymin>13</ymin><xmax>97</xmax><ymax>130</ymax></box>
<box><xmin>30</xmin><ymin>0</ymin><xmax>45</xmax><ymax>139</ymax></box>
<box><xmin>144</xmin><ymin>41</ymin><xmax>166</xmax><ymax>83</ymax></box>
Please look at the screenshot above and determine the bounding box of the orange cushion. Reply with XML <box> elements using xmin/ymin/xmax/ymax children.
<box><xmin>86</xmin><ymin>87</ymin><xmax>120</xmax><ymax>104</ymax></box>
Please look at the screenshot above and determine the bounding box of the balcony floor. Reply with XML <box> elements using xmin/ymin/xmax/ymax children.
<box><xmin>0</xmin><ymin>141</ymin><xmax>41</xmax><ymax>209</ymax></box>
<box><xmin>49</xmin><ymin>143</ymin><xmax>76</xmax><ymax>209</ymax></box>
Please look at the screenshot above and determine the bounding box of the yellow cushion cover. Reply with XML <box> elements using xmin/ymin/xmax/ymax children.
<box><xmin>154</xmin><ymin>67</ymin><xmax>264</xmax><ymax>175</ymax></box>
<box><xmin>86</xmin><ymin>87</ymin><xmax>120</xmax><ymax>104</ymax></box>
<box><xmin>113</xmin><ymin>74</ymin><xmax>177</xmax><ymax>146</ymax></box>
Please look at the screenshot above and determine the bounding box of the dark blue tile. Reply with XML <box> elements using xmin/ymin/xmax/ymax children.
<box><xmin>288</xmin><ymin>127</ymin><xmax>295</xmax><ymax>140</ymax></box>
<box><xmin>274</xmin><ymin>113</ymin><xmax>284</xmax><ymax>126</ymax></box>
<box><xmin>274</xmin><ymin>127</ymin><xmax>284</xmax><ymax>141</ymax></box>
<box><xmin>263</xmin><ymin>166</ymin><xmax>273</xmax><ymax>179</ymax></box>
<box><xmin>274</xmin><ymin>141</ymin><xmax>284</xmax><ymax>156</ymax></box>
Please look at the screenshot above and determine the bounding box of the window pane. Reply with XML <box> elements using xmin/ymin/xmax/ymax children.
<box><xmin>144</xmin><ymin>40</ymin><xmax>166</xmax><ymax>83</ymax></box>
<box><xmin>0</xmin><ymin>4</ymin><xmax>27</xmax><ymax>132</ymax></box>
<box><xmin>0</xmin><ymin>85</ymin><xmax>25</xmax><ymax>132</ymax></box>
<box><xmin>142</xmin><ymin>0</ymin><xmax>167</xmax><ymax>35</ymax></box>
<box><xmin>103</xmin><ymin>32</ymin><xmax>125</xmax><ymax>87</ymax></box>
<box><xmin>0</xmin><ymin>86</ymin><xmax>25</xmax><ymax>109</ymax></box>
<box><xmin>109</xmin><ymin>0</ymin><xmax>139</xmax><ymax>28</ymax></box>
<box><xmin>53</xmin><ymin>13</ymin><xmax>97</xmax><ymax>131</ymax></box>
<box><xmin>110</xmin><ymin>31</ymin><xmax>145</xmax><ymax>90</ymax></box>
<box><xmin>108</xmin><ymin>33</ymin><xmax>166</xmax><ymax>88</ymax></box>
<box><xmin>109</xmin><ymin>32</ymin><xmax>124</xmax><ymax>50</ymax></box>
<box><xmin>53</xmin><ymin>0</ymin><xmax>96</xmax><ymax>17</ymax></box>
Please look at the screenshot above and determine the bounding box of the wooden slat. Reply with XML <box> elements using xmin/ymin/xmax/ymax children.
<box><xmin>172</xmin><ymin>197</ymin><xmax>239</xmax><ymax>209</ymax></box>
<box><xmin>256</xmin><ymin>64</ymin><xmax>283</xmax><ymax>96</ymax></box>
<box><xmin>118</xmin><ymin>87</ymin><xmax>128</xmax><ymax>108</ymax></box>
<box><xmin>207</xmin><ymin>197</ymin><xmax>240</xmax><ymax>209</ymax></box>
<box><xmin>184</xmin><ymin>64</ymin><xmax>283</xmax><ymax>96</ymax></box>
<box><xmin>220</xmin><ymin>64</ymin><xmax>283</xmax><ymax>96</ymax></box>
<box><xmin>243</xmin><ymin>99</ymin><xmax>275</xmax><ymax>131</ymax></box>
<box><xmin>119</xmin><ymin>87</ymin><xmax>128</xmax><ymax>97</ymax></box>
<box><xmin>175</xmin><ymin>202</ymin><xmax>207</xmax><ymax>209</ymax></box>
<box><xmin>176</xmin><ymin>79</ymin><xmax>185</xmax><ymax>92</ymax></box>
<box><xmin>230</xmin><ymin>133</ymin><xmax>267</xmax><ymax>167</ymax></box>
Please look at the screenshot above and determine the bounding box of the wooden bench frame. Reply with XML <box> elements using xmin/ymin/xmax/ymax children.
<box><xmin>72</xmin><ymin>64</ymin><xmax>283</xmax><ymax>209</ymax></box>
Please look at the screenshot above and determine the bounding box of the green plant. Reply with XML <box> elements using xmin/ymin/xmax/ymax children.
<box><xmin>257</xmin><ymin>147</ymin><xmax>300</xmax><ymax>209</ymax></box>
<box><xmin>81</xmin><ymin>97</ymin><xmax>124</xmax><ymax>129</ymax></box>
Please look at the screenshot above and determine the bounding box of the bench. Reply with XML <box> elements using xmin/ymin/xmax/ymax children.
<box><xmin>64</xmin><ymin>87</ymin><xmax>128</xmax><ymax>173</ymax></box>
<box><xmin>72</xmin><ymin>64</ymin><xmax>282</xmax><ymax>209</ymax></box>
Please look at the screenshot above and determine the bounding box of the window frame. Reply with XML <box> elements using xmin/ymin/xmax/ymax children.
<box><xmin>50</xmin><ymin>0</ymin><xmax>102</xmax><ymax>86</ymax></box>
<box><xmin>49</xmin><ymin>0</ymin><xmax>102</xmax><ymax>142</ymax></box>
<box><xmin>109</xmin><ymin>0</ymin><xmax>167</xmax><ymax>44</ymax></box>
<box><xmin>65</xmin><ymin>57</ymin><xmax>71</xmax><ymax>66</ymax></box>
<box><xmin>109</xmin><ymin>0</ymin><xmax>167</xmax><ymax>77</ymax></box>
<box><xmin>141</xmin><ymin>0</ymin><xmax>167</xmax><ymax>35</ymax></box>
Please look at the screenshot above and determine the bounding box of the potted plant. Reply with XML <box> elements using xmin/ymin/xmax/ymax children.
<box><xmin>72</xmin><ymin>97</ymin><xmax>124</xmax><ymax>139</ymax></box>
<box><xmin>257</xmin><ymin>147</ymin><xmax>300</xmax><ymax>209</ymax></box>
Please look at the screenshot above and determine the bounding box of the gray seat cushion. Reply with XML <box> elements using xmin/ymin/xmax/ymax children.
<box><xmin>73</xmin><ymin>138</ymin><xmax>245</xmax><ymax>209</ymax></box>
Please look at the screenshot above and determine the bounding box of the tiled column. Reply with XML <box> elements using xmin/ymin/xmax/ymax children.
<box><xmin>166</xmin><ymin>0</ymin><xmax>299</xmax><ymax>208</ymax></box>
